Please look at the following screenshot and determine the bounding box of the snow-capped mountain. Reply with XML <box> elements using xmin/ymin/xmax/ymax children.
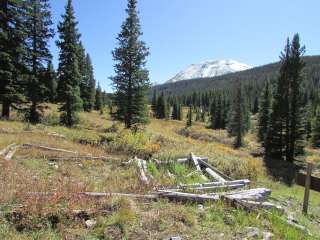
<box><xmin>167</xmin><ymin>60</ymin><xmax>252</xmax><ymax>83</ymax></box>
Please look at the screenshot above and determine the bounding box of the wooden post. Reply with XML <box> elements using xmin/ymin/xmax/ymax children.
<box><xmin>302</xmin><ymin>163</ymin><xmax>313</xmax><ymax>214</ymax></box>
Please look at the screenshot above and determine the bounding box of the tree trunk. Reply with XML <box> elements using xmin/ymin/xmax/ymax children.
<box><xmin>2</xmin><ymin>101</ymin><xmax>10</xmax><ymax>119</ymax></box>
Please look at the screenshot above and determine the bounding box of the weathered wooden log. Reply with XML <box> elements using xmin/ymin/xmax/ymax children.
<box><xmin>4</xmin><ymin>145</ymin><xmax>19</xmax><ymax>161</ymax></box>
<box><xmin>21</xmin><ymin>143</ymin><xmax>77</xmax><ymax>154</ymax></box>
<box><xmin>177</xmin><ymin>179</ymin><xmax>250</xmax><ymax>189</ymax></box>
<box><xmin>176</xmin><ymin>157</ymin><xmax>208</xmax><ymax>164</ymax></box>
<box><xmin>198</xmin><ymin>159</ymin><xmax>232</xmax><ymax>181</ymax></box>
<box><xmin>159</xmin><ymin>183</ymin><xmax>246</xmax><ymax>193</ymax></box>
<box><xmin>159</xmin><ymin>190</ymin><xmax>219</xmax><ymax>203</ymax></box>
<box><xmin>222</xmin><ymin>188</ymin><xmax>271</xmax><ymax>202</ymax></box>
<box><xmin>205</xmin><ymin>168</ymin><xmax>227</xmax><ymax>182</ymax></box>
<box><xmin>48</xmin><ymin>155</ymin><xmax>113</xmax><ymax>161</ymax></box>
<box><xmin>0</xmin><ymin>143</ymin><xmax>17</xmax><ymax>156</ymax></box>
<box><xmin>189</xmin><ymin>153</ymin><xmax>208</xmax><ymax>181</ymax></box>
<box><xmin>81</xmin><ymin>192</ymin><xmax>158</xmax><ymax>199</ymax></box>
<box><xmin>238</xmin><ymin>200</ymin><xmax>284</xmax><ymax>213</ymax></box>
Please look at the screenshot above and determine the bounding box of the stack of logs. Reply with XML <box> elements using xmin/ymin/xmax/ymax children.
<box><xmin>129</xmin><ymin>153</ymin><xmax>283</xmax><ymax>212</ymax></box>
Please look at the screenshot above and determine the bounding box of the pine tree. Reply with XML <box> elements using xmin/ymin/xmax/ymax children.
<box><xmin>177</xmin><ymin>103</ymin><xmax>183</xmax><ymax>121</ymax></box>
<box><xmin>82</xmin><ymin>53</ymin><xmax>96</xmax><ymax>111</ymax></box>
<box><xmin>0</xmin><ymin>0</ymin><xmax>27</xmax><ymax>119</ymax></box>
<box><xmin>186</xmin><ymin>105</ymin><xmax>192</xmax><ymax>128</ymax></box>
<box><xmin>228</xmin><ymin>84</ymin><xmax>249</xmax><ymax>148</ymax></box>
<box><xmin>151</xmin><ymin>90</ymin><xmax>157</xmax><ymax>117</ymax></box>
<box><xmin>257</xmin><ymin>81</ymin><xmax>271</xmax><ymax>143</ymax></box>
<box><xmin>24</xmin><ymin>0</ymin><xmax>54</xmax><ymax>123</ymax></box>
<box><xmin>287</xmin><ymin>34</ymin><xmax>305</xmax><ymax>160</ymax></box>
<box><xmin>111</xmin><ymin>0</ymin><xmax>150</xmax><ymax>128</ymax></box>
<box><xmin>265</xmin><ymin>41</ymin><xmax>290</xmax><ymax>160</ymax></box>
<box><xmin>44</xmin><ymin>60</ymin><xmax>57</xmax><ymax>102</ymax></box>
<box><xmin>56</xmin><ymin>0</ymin><xmax>82</xmax><ymax>126</ymax></box>
<box><xmin>171</xmin><ymin>100</ymin><xmax>179</xmax><ymax>120</ymax></box>
<box><xmin>156</xmin><ymin>93</ymin><xmax>166</xmax><ymax>119</ymax></box>
<box><xmin>95</xmin><ymin>83</ymin><xmax>102</xmax><ymax>111</ymax></box>
<box><xmin>311</xmin><ymin>107</ymin><xmax>320</xmax><ymax>148</ymax></box>
<box><xmin>265</xmin><ymin>35</ymin><xmax>306</xmax><ymax>162</ymax></box>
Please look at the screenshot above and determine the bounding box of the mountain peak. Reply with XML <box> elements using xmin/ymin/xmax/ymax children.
<box><xmin>167</xmin><ymin>59</ymin><xmax>252</xmax><ymax>83</ymax></box>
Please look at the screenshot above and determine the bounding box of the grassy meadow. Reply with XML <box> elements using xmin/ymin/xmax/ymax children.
<box><xmin>0</xmin><ymin>105</ymin><xmax>319</xmax><ymax>239</ymax></box>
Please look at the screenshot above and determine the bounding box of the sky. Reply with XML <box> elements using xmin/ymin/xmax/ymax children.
<box><xmin>49</xmin><ymin>0</ymin><xmax>320</xmax><ymax>92</ymax></box>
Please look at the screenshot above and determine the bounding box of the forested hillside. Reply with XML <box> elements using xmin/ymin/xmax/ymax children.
<box><xmin>152</xmin><ymin>55</ymin><xmax>320</xmax><ymax>97</ymax></box>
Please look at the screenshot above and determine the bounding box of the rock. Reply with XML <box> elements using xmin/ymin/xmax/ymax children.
<box><xmin>263</xmin><ymin>231</ymin><xmax>273</xmax><ymax>240</ymax></box>
<box><xmin>198</xmin><ymin>204</ymin><xmax>204</xmax><ymax>211</ymax></box>
<box><xmin>169</xmin><ymin>237</ymin><xmax>182</xmax><ymax>240</ymax></box>
<box><xmin>85</xmin><ymin>219</ymin><xmax>96</xmax><ymax>228</ymax></box>
<box><xmin>245</xmin><ymin>227</ymin><xmax>260</xmax><ymax>238</ymax></box>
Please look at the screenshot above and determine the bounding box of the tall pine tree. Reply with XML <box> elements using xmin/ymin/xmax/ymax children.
<box><xmin>25</xmin><ymin>0</ymin><xmax>54</xmax><ymax>123</ymax></box>
<box><xmin>228</xmin><ymin>84</ymin><xmax>249</xmax><ymax>148</ymax></box>
<box><xmin>82</xmin><ymin>53</ymin><xmax>96</xmax><ymax>111</ymax></box>
<box><xmin>257</xmin><ymin>81</ymin><xmax>271</xmax><ymax>144</ymax></box>
<box><xmin>186</xmin><ymin>105</ymin><xmax>192</xmax><ymax>128</ymax></box>
<box><xmin>56</xmin><ymin>0</ymin><xmax>82</xmax><ymax>126</ymax></box>
<box><xmin>44</xmin><ymin>60</ymin><xmax>57</xmax><ymax>103</ymax></box>
<box><xmin>265</xmin><ymin>35</ymin><xmax>306</xmax><ymax>162</ymax></box>
<box><xmin>111</xmin><ymin>0</ymin><xmax>150</xmax><ymax>128</ymax></box>
<box><xmin>0</xmin><ymin>0</ymin><xmax>27</xmax><ymax>119</ymax></box>
<box><xmin>95</xmin><ymin>83</ymin><xmax>102</xmax><ymax>111</ymax></box>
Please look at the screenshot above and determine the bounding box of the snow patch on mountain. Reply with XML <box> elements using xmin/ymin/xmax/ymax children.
<box><xmin>167</xmin><ymin>59</ymin><xmax>252</xmax><ymax>83</ymax></box>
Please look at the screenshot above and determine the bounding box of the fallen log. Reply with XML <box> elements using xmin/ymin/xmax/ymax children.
<box><xmin>205</xmin><ymin>168</ymin><xmax>227</xmax><ymax>182</ymax></box>
<box><xmin>81</xmin><ymin>192</ymin><xmax>158</xmax><ymax>199</ymax></box>
<box><xmin>4</xmin><ymin>145</ymin><xmax>19</xmax><ymax>161</ymax></box>
<box><xmin>159</xmin><ymin>183</ymin><xmax>246</xmax><ymax>193</ymax></box>
<box><xmin>238</xmin><ymin>200</ymin><xmax>284</xmax><ymax>213</ymax></box>
<box><xmin>177</xmin><ymin>179</ymin><xmax>250</xmax><ymax>189</ymax></box>
<box><xmin>189</xmin><ymin>153</ymin><xmax>208</xmax><ymax>181</ymax></box>
<box><xmin>222</xmin><ymin>188</ymin><xmax>271</xmax><ymax>202</ymax></box>
<box><xmin>159</xmin><ymin>190</ymin><xmax>219</xmax><ymax>203</ymax></box>
<box><xmin>48</xmin><ymin>155</ymin><xmax>113</xmax><ymax>161</ymax></box>
<box><xmin>21</xmin><ymin>143</ymin><xmax>77</xmax><ymax>154</ymax></box>
<box><xmin>0</xmin><ymin>143</ymin><xmax>17</xmax><ymax>156</ymax></box>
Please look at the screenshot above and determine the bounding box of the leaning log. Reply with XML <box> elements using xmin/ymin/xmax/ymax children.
<box><xmin>198</xmin><ymin>159</ymin><xmax>232</xmax><ymax>181</ymax></box>
<box><xmin>205</xmin><ymin>168</ymin><xmax>227</xmax><ymax>182</ymax></box>
<box><xmin>21</xmin><ymin>144</ymin><xmax>77</xmax><ymax>154</ymax></box>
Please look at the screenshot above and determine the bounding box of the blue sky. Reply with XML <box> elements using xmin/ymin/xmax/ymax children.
<box><xmin>49</xmin><ymin>0</ymin><xmax>320</xmax><ymax>92</ymax></box>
